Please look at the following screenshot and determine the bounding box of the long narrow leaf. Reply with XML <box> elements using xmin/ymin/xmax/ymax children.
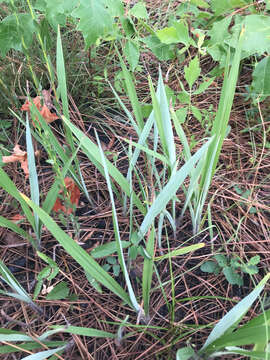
<box><xmin>61</xmin><ymin>116</ymin><xmax>146</xmax><ymax>215</ymax></box>
<box><xmin>200</xmin><ymin>273</ymin><xmax>270</xmax><ymax>354</ymax></box>
<box><xmin>26</xmin><ymin>117</ymin><xmax>40</xmax><ymax>242</ymax></box>
<box><xmin>139</xmin><ymin>137</ymin><xmax>213</xmax><ymax>238</ymax></box>
<box><xmin>96</xmin><ymin>132</ymin><xmax>140</xmax><ymax>313</ymax></box>
<box><xmin>19</xmin><ymin>194</ymin><xmax>132</xmax><ymax>308</ymax></box>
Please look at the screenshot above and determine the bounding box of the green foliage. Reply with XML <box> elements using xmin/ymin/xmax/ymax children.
<box><xmin>72</xmin><ymin>0</ymin><xmax>123</xmax><ymax>49</ymax></box>
<box><xmin>0</xmin><ymin>13</ymin><xmax>36</xmax><ymax>56</ymax></box>
<box><xmin>200</xmin><ymin>254</ymin><xmax>260</xmax><ymax>286</ymax></box>
<box><xmin>177</xmin><ymin>274</ymin><xmax>270</xmax><ymax>359</ymax></box>
<box><xmin>46</xmin><ymin>281</ymin><xmax>69</xmax><ymax>300</ymax></box>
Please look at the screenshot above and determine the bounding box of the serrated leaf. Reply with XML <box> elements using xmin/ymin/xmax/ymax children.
<box><xmin>0</xmin><ymin>14</ymin><xmax>36</xmax><ymax>56</ymax></box>
<box><xmin>123</xmin><ymin>40</ymin><xmax>140</xmax><ymax>71</ymax></box>
<box><xmin>175</xmin><ymin>107</ymin><xmax>188</xmax><ymax>124</ymax></box>
<box><xmin>191</xmin><ymin>105</ymin><xmax>202</xmax><ymax>122</ymax></box>
<box><xmin>72</xmin><ymin>0</ymin><xmax>114</xmax><ymax>48</ymax></box>
<box><xmin>142</xmin><ymin>35</ymin><xmax>175</xmax><ymax>61</ymax></box>
<box><xmin>129</xmin><ymin>2</ymin><xmax>148</xmax><ymax>19</ymax></box>
<box><xmin>34</xmin><ymin>0</ymin><xmax>76</xmax><ymax>30</ymax></box>
<box><xmin>184</xmin><ymin>56</ymin><xmax>201</xmax><ymax>89</ymax></box>
<box><xmin>46</xmin><ymin>281</ymin><xmax>69</xmax><ymax>300</ymax></box>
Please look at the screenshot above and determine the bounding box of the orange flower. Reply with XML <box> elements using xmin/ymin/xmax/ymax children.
<box><xmin>53</xmin><ymin>177</ymin><xmax>80</xmax><ymax>214</ymax></box>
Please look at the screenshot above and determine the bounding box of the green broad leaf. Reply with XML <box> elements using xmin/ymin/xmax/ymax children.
<box><xmin>129</xmin><ymin>2</ymin><xmax>148</xmax><ymax>19</ymax></box>
<box><xmin>249</xmin><ymin>255</ymin><xmax>260</xmax><ymax>266</ymax></box>
<box><xmin>142</xmin><ymin>35</ymin><xmax>175</xmax><ymax>61</ymax></box>
<box><xmin>191</xmin><ymin>105</ymin><xmax>202</xmax><ymax>122</ymax></box>
<box><xmin>211</xmin><ymin>0</ymin><xmax>248</xmax><ymax>15</ymax></box>
<box><xmin>156</xmin><ymin>27</ymin><xmax>180</xmax><ymax>44</ymax></box>
<box><xmin>223</xmin><ymin>266</ymin><xmax>243</xmax><ymax>286</ymax></box>
<box><xmin>123</xmin><ymin>39</ymin><xmax>140</xmax><ymax>71</ymax></box>
<box><xmin>46</xmin><ymin>282</ymin><xmax>69</xmax><ymax>300</ymax></box>
<box><xmin>177</xmin><ymin>91</ymin><xmax>190</xmax><ymax>104</ymax></box>
<box><xmin>227</xmin><ymin>15</ymin><xmax>270</xmax><ymax>56</ymax></box>
<box><xmin>241</xmin><ymin>264</ymin><xmax>258</xmax><ymax>275</ymax></box>
<box><xmin>176</xmin><ymin>346</ymin><xmax>197</xmax><ymax>360</ymax></box>
<box><xmin>52</xmin><ymin>325</ymin><xmax>115</xmax><ymax>338</ymax></box>
<box><xmin>175</xmin><ymin>107</ymin><xmax>188</xmax><ymax>124</ymax></box>
<box><xmin>173</xmin><ymin>20</ymin><xmax>191</xmax><ymax>47</ymax></box>
<box><xmin>91</xmin><ymin>241</ymin><xmax>130</xmax><ymax>258</ymax></box>
<box><xmin>72</xmin><ymin>0</ymin><xmax>114</xmax><ymax>48</ymax></box>
<box><xmin>0</xmin><ymin>13</ymin><xmax>37</xmax><ymax>56</ymax></box>
<box><xmin>34</xmin><ymin>0</ymin><xmax>76</xmax><ymax>30</ymax></box>
<box><xmin>214</xmin><ymin>254</ymin><xmax>227</xmax><ymax>268</ymax></box>
<box><xmin>252</xmin><ymin>56</ymin><xmax>270</xmax><ymax>97</ymax></box>
<box><xmin>200</xmin><ymin>260</ymin><xmax>220</xmax><ymax>274</ymax></box>
<box><xmin>184</xmin><ymin>56</ymin><xmax>201</xmax><ymax>89</ymax></box>
<box><xmin>190</xmin><ymin>0</ymin><xmax>210</xmax><ymax>8</ymax></box>
<box><xmin>199</xmin><ymin>273</ymin><xmax>270</xmax><ymax>354</ymax></box>
<box><xmin>156</xmin><ymin>21</ymin><xmax>190</xmax><ymax>46</ymax></box>
<box><xmin>206</xmin><ymin>16</ymin><xmax>232</xmax><ymax>63</ymax></box>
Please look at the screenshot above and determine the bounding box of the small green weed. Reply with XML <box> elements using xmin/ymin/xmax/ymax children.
<box><xmin>200</xmin><ymin>254</ymin><xmax>260</xmax><ymax>286</ymax></box>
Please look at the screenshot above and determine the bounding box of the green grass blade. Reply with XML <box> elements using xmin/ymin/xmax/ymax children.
<box><xmin>61</xmin><ymin>116</ymin><xmax>146</xmax><ymax>215</ymax></box>
<box><xmin>117</xmin><ymin>49</ymin><xmax>144</xmax><ymax>131</ymax></box>
<box><xmin>142</xmin><ymin>226</ymin><xmax>155</xmax><ymax>318</ymax></box>
<box><xmin>51</xmin><ymin>325</ymin><xmax>115</xmax><ymax>338</ymax></box>
<box><xmin>0</xmin><ymin>215</ymin><xmax>35</xmax><ymax>248</ymax></box>
<box><xmin>21</xmin><ymin>345</ymin><xmax>66</xmax><ymax>360</ymax></box>
<box><xmin>0</xmin><ymin>168</ymin><xmax>36</xmax><ymax>246</ymax></box>
<box><xmin>20</xmin><ymin>194</ymin><xmax>132</xmax><ymax>308</ymax></box>
<box><xmin>139</xmin><ymin>137</ymin><xmax>213</xmax><ymax>238</ymax></box>
<box><xmin>200</xmin><ymin>273</ymin><xmax>270</xmax><ymax>355</ymax></box>
<box><xmin>0</xmin><ymin>260</ymin><xmax>33</xmax><ymax>305</ymax></box>
<box><xmin>56</xmin><ymin>26</ymin><xmax>69</xmax><ymax>120</ymax></box>
<box><xmin>26</xmin><ymin>117</ymin><xmax>40</xmax><ymax>242</ymax></box>
<box><xmin>155</xmin><ymin>243</ymin><xmax>205</xmax><ymax>261</ymax></box>
<box><xmin>96</xmin><ymin>132</ymin><xmax>141</xmax><ymax>313</ymax></box>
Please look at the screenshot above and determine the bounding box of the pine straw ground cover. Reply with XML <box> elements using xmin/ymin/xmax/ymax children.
<box><xmin>0</xmin><ymin>1</ymin><xmax>270</xmax><ymax>360</ymax></box>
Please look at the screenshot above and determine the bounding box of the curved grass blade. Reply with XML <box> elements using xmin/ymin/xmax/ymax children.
<box><xmin>20</xmin><ymin>194</ymin><xmax>132</xmax><ymax>308</ymax></box>
<box><xmin>139</xmin><ymin>137</ymin><xmax>213</xmax><ymax>239</ymax></box>
<box><xmin>61</xmin><ymin>116</ymin><xmax>145</xmax><ymax>215</ymax></box>
<box><xmin>96</xmin><ymin>131</ymin><xmax>141</xmax><ymax>313</ymax></box>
